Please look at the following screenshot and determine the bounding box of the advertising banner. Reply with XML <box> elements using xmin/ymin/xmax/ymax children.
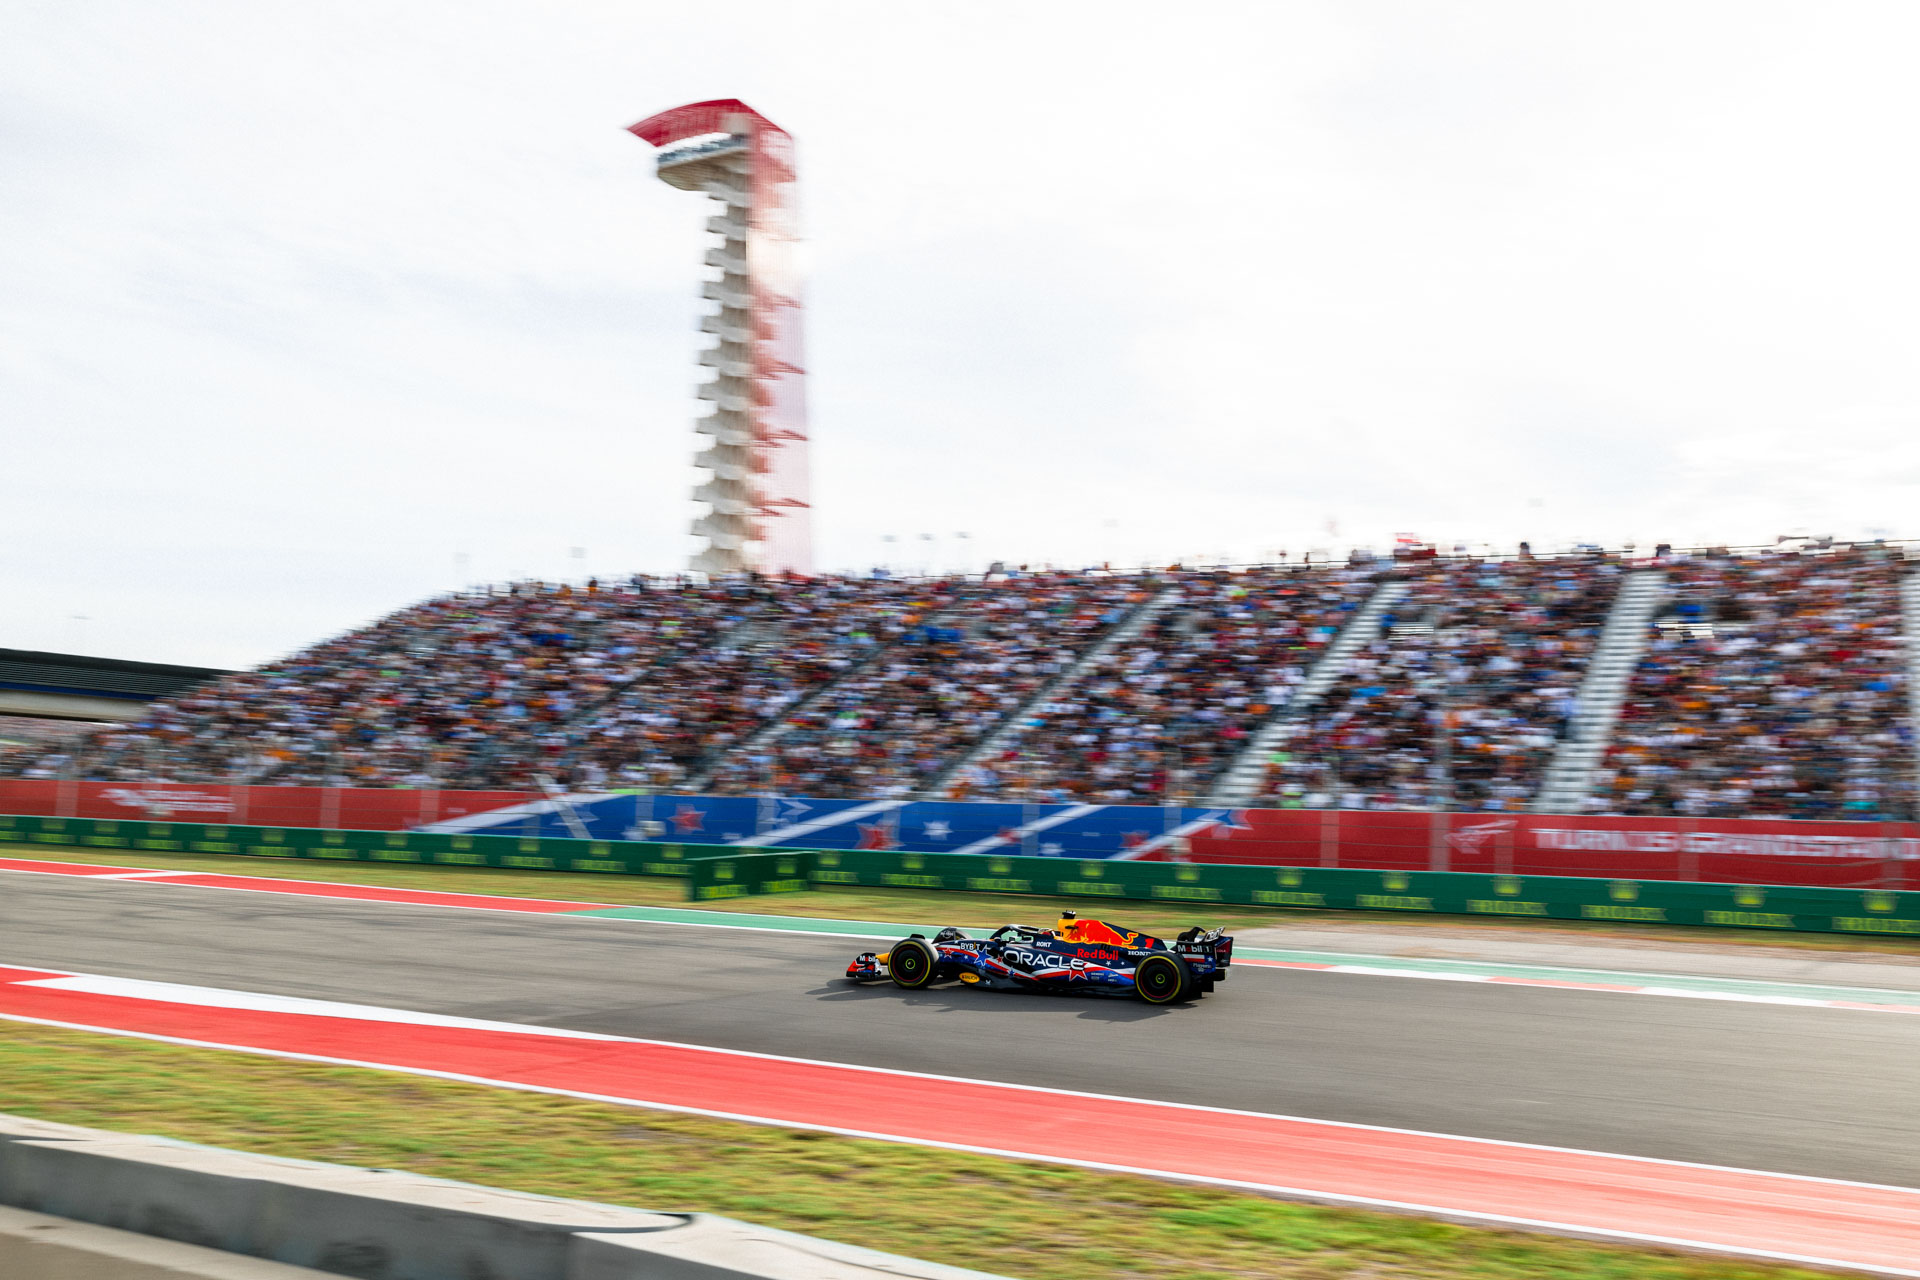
<box><xmin>687</xmin><ymin>850</ymin><xmax>812</xmax><ymax>901</ymax></box>
<box><xmin>798</xmin><ymin>847</ymin><xmax>1920</xmax><ymax>939</ymax></box>
<box><xmin>7</xmin><ymin>812</ymin><xmax>1919</xmax><ymax>938</ymax></box>
<box><xmin>1181</xmin><ymin>809</ymin><xmax>1920</xmax><ymax>889</ymax></box>
<box><xmin>4</xmin><ymin>780</ymin><xmax>1915</xmax><ymax>890</ymax></box>
<box><xmin>0</xmin><ymin>781</ymin><xmax>531</xmax><ymax>831</ymax></box>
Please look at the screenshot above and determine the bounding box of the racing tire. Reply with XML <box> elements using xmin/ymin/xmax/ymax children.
<box><xmin>1134</xmin><ymin>954</ymin><xmax>1194</xmax><ymax>1005</ymax></box>
<box><xmin>888</xmin><ymin>937</ymin><xmax>937</xmax><ymax>990</ymax></box>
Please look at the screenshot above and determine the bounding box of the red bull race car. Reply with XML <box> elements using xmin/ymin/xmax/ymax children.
<box><xmin>845</xmin><ymin>912</ymin><xmax>1232</xmax><ymax>1004</ymax></box>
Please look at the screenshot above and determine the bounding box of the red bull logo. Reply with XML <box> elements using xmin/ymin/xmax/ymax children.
<box><xmin>1057</xmin><ymin>916</ymin><xmax>1142</xmax><ymax>947</ymax></box>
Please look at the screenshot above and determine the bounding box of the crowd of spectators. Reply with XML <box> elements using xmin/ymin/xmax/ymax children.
<box><xmin>563</xmin><ymin>576</ymin><xmax>942</xmax><ymax>791</ymax></box>
<box><xmin>10</xmin><ymin>576</ymin><xmax>954</xmax><ymax>791</ymax></box>
<box><xmin>1593</xmin><ymin>548</ymin><xmax>1914</xmax><ymax>820</ymax></box>
<box><xmin>8</xmin><ymin>579</ymin><xmax>736</xmax><ymax>790</ymax></box>
<box><xmin>947</xmin><ymin>565</ymin><xmax>1381</xmax><ymax>803</ymax></box>
<box><xmin>7</xmin><ymin>549</ymin><xmax>1914</xmax><ymax>825</ymax></box>
<box><xmin>6</xmin><ymin>571</ymin><xmax>1162</xmax><ymax>797</ymax></box>
<box><xmin>707</xmin><ymin>572</ymin><xmax>1155</xmax><ymax>798</ymax></box>
<box><xmin>1254</xmin><ymin>555</ymin><xmax>1620</xmax><ymax>811</ymax></box>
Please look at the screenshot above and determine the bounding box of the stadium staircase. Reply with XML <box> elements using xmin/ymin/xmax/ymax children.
<box><xmin>1530</xmin><ymin>567</ymin><xmax>1669</xmax><ymax>815</ymax></box>
<box><xmin>1907</xmin><ymin>569</ymin><xmax>1920</xmax><ymax>800</ymax></box>
<box><xmin>916</xmin><ymin>583</ymin><xmax>1182</xmax><ymax>799</ymax></box>
<box><xmin>1205</xmin><ymin>577</ymin><xmax>1411</xmax><ymax>805</ymax></box>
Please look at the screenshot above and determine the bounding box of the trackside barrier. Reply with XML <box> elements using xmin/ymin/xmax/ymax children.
<box><xmin>9</xmin><ymin>813</ymin><xmax>1920</xmax><ymax>937</ymax></box>
<box><xmin>0</xmin><ymin>1114</ymin><xmax>1009</xmax><ymax>1280</ymax></box>
<box><xmin>789</xmin><ymin>847</ymin><xmax>1920</xmax><ymax>939</ymax></box>
<box><xmin>8</xmin><ymin>778</ymin><xmax>1916</xmax><ymax>888</ymax></box>
<box><xmin>0</xmin><ymin>814</ymin><xmax>705</xmax><ymax>879</ymax></box>
<box><xmin>684</xmin><ymin>851</ymin><xmax>814</xmax><ymax>901</ymax></box>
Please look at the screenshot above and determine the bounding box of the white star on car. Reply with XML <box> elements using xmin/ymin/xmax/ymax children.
<box><xmin>923</xmin><ymin>821</ymin><xmax>951</xmax><ymax>840</ymax></box>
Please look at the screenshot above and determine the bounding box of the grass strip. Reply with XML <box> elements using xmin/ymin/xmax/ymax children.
<box><xmin>7</xmin><ymin>841</ymin><xmax>1917</xmax><ymax>955</ymax></box>
<box><xmin>0</xmin><ymin>1022</ymin><xmax>1840</xmax><ymax>1280</ymax></box>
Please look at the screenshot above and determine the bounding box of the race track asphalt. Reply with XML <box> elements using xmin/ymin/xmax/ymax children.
<box><xmin>4</xmin><ymin>874</ymin><xmax>1918</xmax><ymax>1190</ymax></box>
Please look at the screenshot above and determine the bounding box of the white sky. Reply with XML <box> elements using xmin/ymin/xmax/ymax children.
<box><xmin>5</xmin><ymin>2</ymin><xmax>1918</xmax><ymax>668</ymax></box>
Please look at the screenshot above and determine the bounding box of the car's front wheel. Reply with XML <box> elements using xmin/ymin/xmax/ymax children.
<box><xmin>888</xmin><ymin>937</ymin><xmax>937</xmax><ymax>990</ymax></box>
<box><xmin>1134</xmin><ymin>954</ymin><xmax>1193</xmax><ymax>1004</ymax></box>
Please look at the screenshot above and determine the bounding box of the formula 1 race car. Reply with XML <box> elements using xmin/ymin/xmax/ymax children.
<box><xmin>845</xmin><ymin>912</ymin><xmax>1233</xmax><ymax>1004</ymax></box>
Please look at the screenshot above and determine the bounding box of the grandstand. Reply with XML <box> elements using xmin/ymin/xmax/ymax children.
<box><xmin>1250</xmin><ymin>556</ymin><xmax>1619</xmax><ymax>812</ymax></box>
<box><xmin>4</xmin><ymin>545</ymin><xmax>1914</xmax><ymax>822</ymax></box>
<box><xmin>1597</xmin><ymin>550</ymin><xmax>1913</xmax><ymax>819</ymax></box>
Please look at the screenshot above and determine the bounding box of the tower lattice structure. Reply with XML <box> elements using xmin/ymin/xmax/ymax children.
<box><xmin>631</xmin><ymin>100</ymin><xmax>811</xmax><ymax>576</ymax></box>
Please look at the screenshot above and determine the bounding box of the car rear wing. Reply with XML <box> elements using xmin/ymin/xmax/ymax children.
<box><xmin>1174</xmin><ymin>926</ymin><xmax>1233</xmax><ymax>972</ymax></box>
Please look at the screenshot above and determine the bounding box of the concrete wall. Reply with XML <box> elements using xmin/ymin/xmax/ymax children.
<box><xmin>0</xmin><ymin>1204</ymin><xmax>329</xmax><ymax>1279</ymax></box>
<box><xmin>0</xmin><ymin>1114</ymin><xmax>1010</xmax><ymax>1280</ymax></box>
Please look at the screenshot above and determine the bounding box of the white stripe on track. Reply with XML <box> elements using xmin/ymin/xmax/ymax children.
<box><xmin>0</xmin><ymin>1002</ymin><xmax>1914</xmax><ymax>1278</ymax></box>
<box><xmin>4</xmin><ymin>960</ymin><xmax>1918</xmax><ymax>1197</ymax></box>
<box><xmin>12</xmin><ymin>974</ymin><xmax>622</xmax><ymax>1039</ymax></box>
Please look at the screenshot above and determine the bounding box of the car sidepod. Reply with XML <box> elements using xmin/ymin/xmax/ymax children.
<box><xmin>991</xmin><ymin>936</ymin><xmax>1146</xmax><ymax>995</ymax></box>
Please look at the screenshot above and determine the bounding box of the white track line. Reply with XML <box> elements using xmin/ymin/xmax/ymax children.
<box><xmin>4</xmin><ymin>959</ymin><xmax>1917</xmax><ymax>1196</ymax></box>
<box><xmin>0</xmin><ymin>1003</ymin><xmax>1914</xmax><ymax>1278</ymax></box>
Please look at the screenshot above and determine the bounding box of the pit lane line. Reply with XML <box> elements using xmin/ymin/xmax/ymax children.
<box><xmin>1</xmin><ymin>961</ymin><xmax>1917</xmax><ymax>1277</ymax></box>
<box><xmin>8</xmin><ymin>855</ymin><xmax>1920</xmax><ymax>1017</ymax></box>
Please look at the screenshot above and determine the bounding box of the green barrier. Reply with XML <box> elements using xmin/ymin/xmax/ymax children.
<box><xmin>686</xmin><ymin>851</ymin><xmax>815</xmax><ymax>901</ymax></box>
<box><xmin>798</xmin><ymin>848</ymin><xmax>1920</xmax><ymax>938</ymax></box>
<box><xmin>6</xmin><ymin>813</ymin><xmax>1919</xmax><ymax>937</ymax></box>
<box><xmin>0</xmin><ymin>814</ymin><xmax>709</xmax><ymax>878</ymax></box>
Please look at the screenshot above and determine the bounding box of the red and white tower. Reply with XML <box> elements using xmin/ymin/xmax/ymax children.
<box><xmin>630</xmin><ymin>100</ymin><xmax>811</xmax><ymax>576</ymax></box>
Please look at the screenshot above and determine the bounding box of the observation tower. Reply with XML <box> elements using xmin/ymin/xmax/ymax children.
<box><xmin>630</xmin><ymin>100</ymin><xmax>811</xmax><ymax>576</ymax></box>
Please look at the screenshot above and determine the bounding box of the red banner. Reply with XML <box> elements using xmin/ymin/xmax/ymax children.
<box><xmin>0</xmin><ymin>781</ymin><xmax>531</xmax><ymax>831</ymax></box>
<box><xmin>1180</xmin><ymin>809</ymin><xmax>1920</xmax><ymax>889</ymax></box>
<box><xmin>4</xmin><ymin>779</ymin><xmax>1915</xmax><ymax>890</ymax></box>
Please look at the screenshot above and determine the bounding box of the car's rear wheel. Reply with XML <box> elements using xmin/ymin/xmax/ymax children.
<box><xmin>888</xmin><ymin>937</ymin><xmax>937</xmax><ymax>990</ymax></box>
<box><xmin>1134</xmin><ymin>954</ymin><xmax>1193</xmax><ymax>1004</ymax></box>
